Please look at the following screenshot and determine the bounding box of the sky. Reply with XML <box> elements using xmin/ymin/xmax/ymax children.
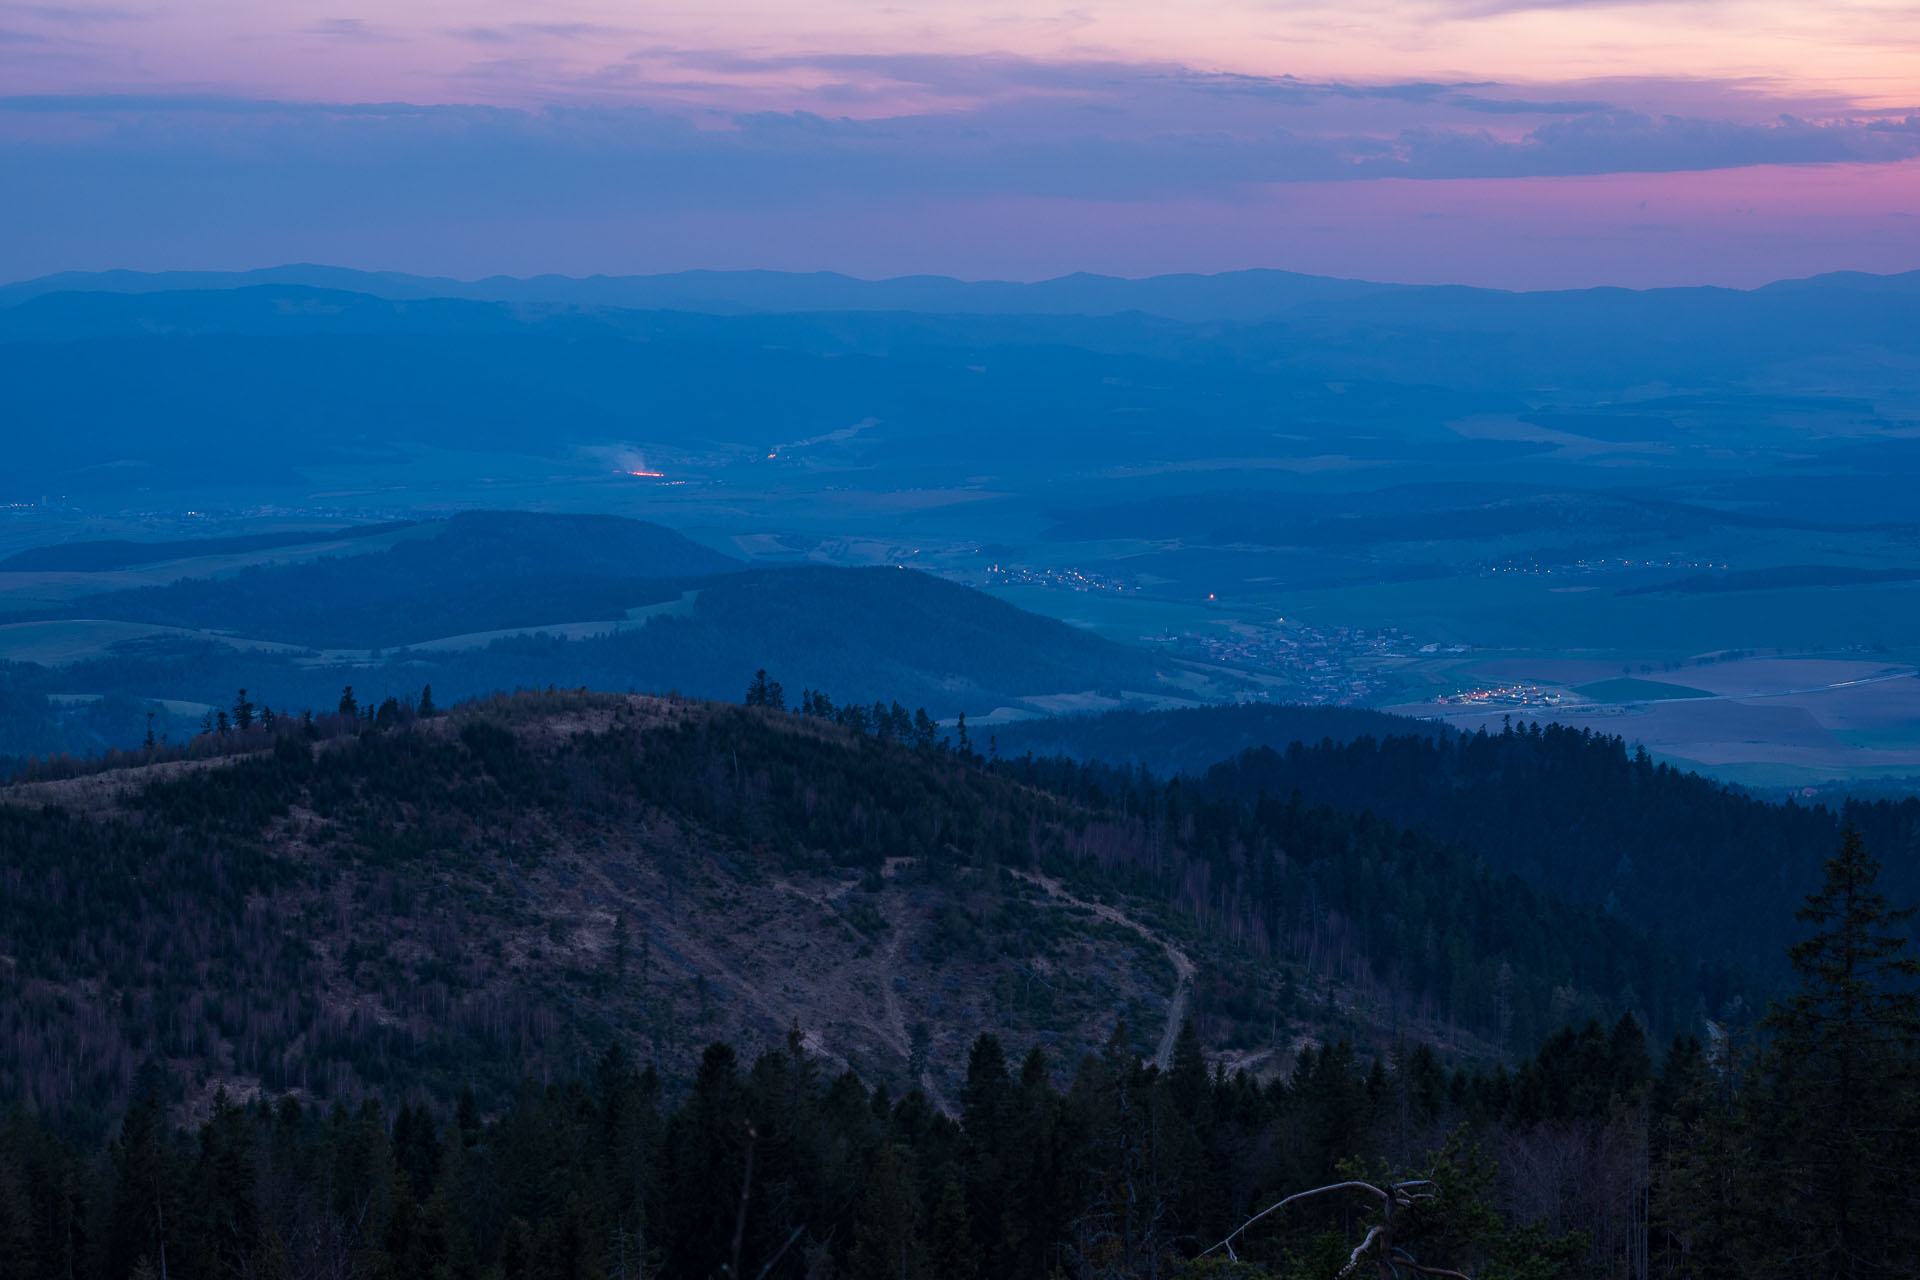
<box><xmin>2</xmin><ymin>0</ymin><xmax>1918</xmax><ymax>288</ymax></box>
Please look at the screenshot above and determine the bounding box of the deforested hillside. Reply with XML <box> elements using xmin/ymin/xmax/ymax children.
<box><xmin>0</xmin><ymin>690</ymin><xmax>1704</xmax><ymax>1134</ymax></box>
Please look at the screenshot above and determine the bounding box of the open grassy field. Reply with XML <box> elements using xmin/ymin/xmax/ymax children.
<box><xmin>0</xmin><ymin>523</ymin><xmax>433</xmax><ymax>611</ymax></box>
<box><xmin>400</xmin><ymin>591</ymin><xmax>706</xmax><ymax>653</ymax></box>
<box><xmin>0</xmin><ymin>619</ymin><xmax>305</xmax><ymax>666</ymax></box>
<box><xmin>1574</xmin><ymin>677</ymin><xmax>1713</xmax><ymax>702</ymax></box>
<box><xmin>1275</xmin><ymin>573</ymin><xmax>1920</xmax><ymax>657</ymax></box>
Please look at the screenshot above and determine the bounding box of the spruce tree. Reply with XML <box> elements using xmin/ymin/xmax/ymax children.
<box><xmin>847</xmin><ymin>1143</ymin><xmax>924</xmax><ymax>1280</ymax></box>
<box><xmin>1164</xmin><ymin>1018</ymin><xmax>1216</xmax><ymax>1245</ymax></box>
<box><xmin>1004</xmin><ymin>1047</ymin><xmax>1063</xmax><ymax>1280</ymax></box>
<box><xmin>188</xmin><ymin>1091</ymin><xmax>260</xmax><ymax>1278</ymax></box>
<box><xmin>746</xmin><ymin>670</ymin><xmax>784</xmax><ymax>709</ymax></box>
<box><xmin>1651</xmin><ymin>1033</ymin><xmax>1747</xmax><ymax>1280</ymax></box>
<box><xmin>107</xmin><ymin>1087</ymin><xmax>181</xmax><ymax>1280</ymax></box>
<box><xmin>661</xmin><ymin>1043</ymin><xmax>752</xmax><ymax>1280</ymax></box>
<box><xmin>960</xmin><ymin>1034</ymin><xmax>1012</xmax><ymax>1275</ymax></box>
<box><xmin>927</xmin><ymin>1170</ymin><xmax>979</xmax><ymax>1280</ymax></box>
<box><xmin>1755</xmin><ymin>826</ymin><xmax>1920</xmax><ymax>1277</ymax></box>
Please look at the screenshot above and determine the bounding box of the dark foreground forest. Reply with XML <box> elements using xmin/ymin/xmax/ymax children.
<box><xmin>0</xmin><ymin>692</ymin><xmax>1915</xmax><ymax>1279</ymax></box>
<box><xmin>2</xmin><ymin>828</ymin><xmax>1916</xmax><ymax>1280</ymax></box>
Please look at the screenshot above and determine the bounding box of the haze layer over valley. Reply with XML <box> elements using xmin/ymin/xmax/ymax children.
<box><xmin>5</xmin><ymin>265</ymin><xmax>1920</xmax><ymax>789</ymax></box>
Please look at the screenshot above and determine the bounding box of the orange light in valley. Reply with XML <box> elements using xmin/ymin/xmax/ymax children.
<box><xmin>624</xmin><ymin>469</ymin><xmax>666</xmax><ymax>478</ymax></box>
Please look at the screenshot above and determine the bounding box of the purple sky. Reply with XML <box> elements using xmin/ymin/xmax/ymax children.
<box><xmin>2</xmin><ymin>1</ymin><xmax>1917</xmax><ymax>288</ymax></box>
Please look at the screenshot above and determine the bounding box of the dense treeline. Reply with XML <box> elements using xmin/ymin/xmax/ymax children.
<box><xmin>4</xmin><ymin>821</ymin><xmax>1915</xmax><ymax>1280</ymax></box>
<box><xmin>990</xmin><ymin>704</ymin><xmax>1442</xmax><ymax>779</ymax></box>
<box><xmin>1180</xmin><ymin>721</ymin><xmax>1920</xmax><ymax>979</ymax></box>
<box><xmin>0</xmin><ymin>1013</ymin><xmax>1660</xmax><ymax>1280</ymax></box>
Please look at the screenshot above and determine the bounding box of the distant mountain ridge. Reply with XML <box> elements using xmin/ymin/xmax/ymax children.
<box><xmin>3</xmin><ymin>265</ymin><xmax>1915</xmax><ymax>508</ymax></box>
<box><xmin>5</xmin><ymin>262</ymin><xmax>1914</xmax><ymax>323</ymax></box>
<box><xmin>0</xmin><ymin>264</ymin><xmax>1414</xmax><ymax>323</ymax></box>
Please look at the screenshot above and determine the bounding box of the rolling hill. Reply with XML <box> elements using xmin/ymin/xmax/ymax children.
<box><xmin>0</xmin><ymin>511</ymin><xmax>1219</xmax><ymax>763</ymax></box>
<box><xmin>47</xmin><ymin>509</ymin><xmax>743</xmax><ymax>649</ymax></box>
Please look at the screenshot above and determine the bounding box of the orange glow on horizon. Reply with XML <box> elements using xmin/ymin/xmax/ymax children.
<box><xmin>624</xmin><ymin>469</ymin><xmax>666</xmax><ymax>478</ymax></box>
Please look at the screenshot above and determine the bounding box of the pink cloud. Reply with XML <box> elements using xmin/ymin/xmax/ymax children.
<box><xmin>0</xmin><ymin>2</ymin><xmax>1914</xmax><ymax>286</ymax></box>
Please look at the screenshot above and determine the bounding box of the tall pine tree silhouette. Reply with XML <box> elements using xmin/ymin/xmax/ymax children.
<box><xmin>1756</xmin><ymin>826</ymin><xmax>1920</xmax><ymax>1278</ymax></box>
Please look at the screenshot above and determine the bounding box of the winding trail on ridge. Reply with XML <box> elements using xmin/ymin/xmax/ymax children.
<box><xmin>1012</xmin><ymin>869</ymin><xmax>1198</xmax><ymax>1071</ymax></box>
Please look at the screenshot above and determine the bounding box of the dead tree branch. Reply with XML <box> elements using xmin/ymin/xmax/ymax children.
<box><xmin>1200</xmin><ymin>1180</ymin><xmax>1389</xmax><ymax>1259</ymax></box>
<box><xmin>1202</xmin><ymin>1177</ymin><xmax>1464</xmax><ymax>1279</ymax></box>
<box><xmin>1340</xmin><ymin>1224</ymin><xmax>1387</xmax><ymax>1277</ymax></box>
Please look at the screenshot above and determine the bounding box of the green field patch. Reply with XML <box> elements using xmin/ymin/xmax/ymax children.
<box><xmin>1574</xmin><ymin>677</ymin><xmax>1714</xmax><ymax>703</ymax></box>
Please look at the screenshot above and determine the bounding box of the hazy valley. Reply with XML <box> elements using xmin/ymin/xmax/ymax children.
<box><xmin>7</xmin><ymin>267</ymin><xmax>1920</xmax><ymax>788</ymax></box>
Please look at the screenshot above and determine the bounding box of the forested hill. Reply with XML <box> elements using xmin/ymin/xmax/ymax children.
<box><xmin>46</xmin><ymin>510</ymin><xmax>743</xmax><ymax>650</ymax></box>
<box><xmin>1194</xmin><ymin>721</ymin><xmax>1918</xmax><ymax>979</ymax></box>
<box><xmin>0</xmin><ymin>510</ymin><xmax>1203</xmax><ymax>761</ymax></box>
<box><xmin>993</xmin><ymin>705</ymin><xmax>1920</xmax><ymax>983</ymax></box>
<box><xmin>0</xmin><ymin>690</ymin><xmax>1703</xmax><ymax>1139</ymax></box>
<box><xmin>3</xmin><ymin>692</ymin><xmax>1912</xmax><ymax>1279</ymax></box>
<box><xmin>1</xmin><ymin>567</ymin><xmax>1175</xmax><ymax>747</ymax></box>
